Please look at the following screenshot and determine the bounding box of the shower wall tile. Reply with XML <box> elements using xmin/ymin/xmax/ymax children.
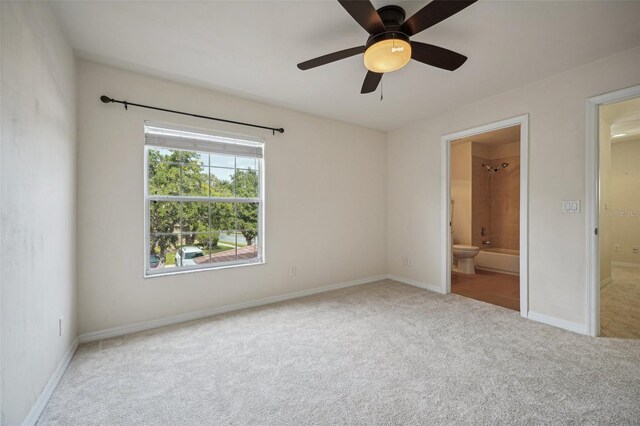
<box><xmin>472</xmin><ymin>155</ymin><xmax>491</xmax><ymax>248</ymax></box>
<box><xmin>471</xmin><ymin>146</ymin><xmax>520</xmax><ymax>251</ymax></box>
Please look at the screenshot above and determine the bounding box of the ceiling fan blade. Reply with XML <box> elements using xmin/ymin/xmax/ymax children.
<box><xmin>400</xmin><ymin>0</ymin><xmax>477</xmax><ymax>36</ymax></box>
<box><xmin>361</xmin><ymin>71</ymin><xmax>383</xmax><ymax>94</ymax></box>
<box><xmin>338</xmin><ymin>0</ymin><xmax>386</xmax><ymax>34</ymax></box>
<box><xmin>297</xmin><ymin>46</ymin><xmax>365</xmax><ymax>70</ymax></box>
<box><xmin>411</xmin><ymin>41</ymin><xmax>467</xmax><ymax>71</ymax></box>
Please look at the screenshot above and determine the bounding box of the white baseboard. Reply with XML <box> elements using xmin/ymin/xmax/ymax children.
<box><xmin>79</xmin><ymin>274</ymin><xmax>388</xmax><ymax>343</ymax></box>
<box><xmin>387</xmin><ymin>274</ymin><xmax>445</xmax><ymax>294</ymax></box>
<box><xmin>600</xmin><ymin>276</ymin><xmax>613</xmax><ymax>288</ymax></box>
<box><xmin>22</xmin><ymin>338</ymin><xmax>79</xmax><ymax>426</ymax></box>
<box><xmin>612</xmin><ymin>261</ymin><xmax>640</xmax><ymax>269</ymax></box>
<box><xmin>527</xmin><ymin>311</ymin><xmax>588</xmax><ymax>335</ymax></box>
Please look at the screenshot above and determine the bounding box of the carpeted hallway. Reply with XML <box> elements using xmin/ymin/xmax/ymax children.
<box><xmin>38</xmin><ymin>280</ymin><xmax>640</xmax><ymax>425</ymax></box>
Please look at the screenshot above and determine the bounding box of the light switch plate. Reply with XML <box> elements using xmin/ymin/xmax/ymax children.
<box><xmin>562</xmin><ymin>200</ymin><xmax>581</xmax><ymax>214</ymax></box>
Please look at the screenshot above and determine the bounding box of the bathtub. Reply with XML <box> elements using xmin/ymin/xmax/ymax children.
<box><xmin>475</xmin><ymin>248</ymin><xmax>519</xmax><ymax>275</ymax></box>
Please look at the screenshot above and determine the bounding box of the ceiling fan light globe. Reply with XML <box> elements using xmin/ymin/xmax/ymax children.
<box><xmin>363</xmin><ymin>39</ymin><xmax>412</xmax><ymax>73</ymax></box>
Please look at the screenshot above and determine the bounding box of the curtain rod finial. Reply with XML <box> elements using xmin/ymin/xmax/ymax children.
<box><xmin>100</xmin><ymin>95</ymin><xmax>113</xmax><ymax>104</ymax></box>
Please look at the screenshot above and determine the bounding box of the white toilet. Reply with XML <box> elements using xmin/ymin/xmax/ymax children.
<box><xmin>452</xmin><ymin>244</ymin><xmax>480</xmax><ymax>274</ymax></box>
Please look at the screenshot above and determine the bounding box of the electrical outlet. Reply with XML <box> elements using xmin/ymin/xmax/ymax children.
<box><xmin>613</xmin><ymin>244</ymin><xmax>620</xmax><ymax>252</ymax></box>
<box><xmin>401</xmin><ymin>256</ymin><xmax>408</xmax><ymax>266</ymax></box>
<box><xmin>407</xmin><ymin>257</ymin><xmax>413</xmax><ymax>266</ymax></box>
<box><xmin>633</xmin><ymin>246</ymin><xmax>639</xmax><ymax>255</ymax></box>
<box><xmin>289</xmin><ymin>266</ymin><xmax>297</xmax><ymax>276</ymax></box>
<box><xmin>58</xmin><ymin>316</ymin><xmax>63</xmax><ymax>337</ymax></box>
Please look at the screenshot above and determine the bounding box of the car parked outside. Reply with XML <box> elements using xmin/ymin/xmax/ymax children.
<box><xmin>175</xmin><ymin>246</ymin><xmax>205</xmax><ymax>266</ymax></box>
<box><xmin>150</xmin><ymin>254</ymin><xmax>161</xmax><ymax>269</ymax></box>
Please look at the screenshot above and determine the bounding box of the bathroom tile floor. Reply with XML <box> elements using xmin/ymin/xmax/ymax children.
<box><xmin>451</xmin><ymin>269</ymin><xmax>519</xmax><ymax>311</ymax></box>
<box><xmin>600</xmin><ymin>266</ymin><xmax>640</xmax><ymax>339</ymax></box>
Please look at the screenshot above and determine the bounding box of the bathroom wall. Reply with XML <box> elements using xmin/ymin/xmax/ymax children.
<box><xmin>471</xmin><ymin>152</ymin><xmax>490</xmax><ymax>249</ymax></box>
<box><xmin>599</xmin><ymin>115</ymin><xmax>613</xmax><ymax>282</ymax></box>
<box><xmin>471</xmin><ymin>142</ymin><xmax>520</xmax><ymax>250</ymax></box>
<box><xmin>610</xmin><ymin>138</ymin><xmax>640</xmax><ymax>266</ymax></box>
<box><xmin>451</xmin><ymin>141</ymin><xmax>472</xmax><ymax>245</ymax></box>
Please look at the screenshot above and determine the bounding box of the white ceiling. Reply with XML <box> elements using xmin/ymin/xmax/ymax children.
<box><xmin>51</xmin><ymin>1</ymin><xmax>640</xmax><ymax>131</ymax></box>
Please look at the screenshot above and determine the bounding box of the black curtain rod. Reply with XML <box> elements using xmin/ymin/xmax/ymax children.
<box><xmin>100</xmin><ymin>95</ymin><xmax>284</xmax><ymax>135</ymax></box>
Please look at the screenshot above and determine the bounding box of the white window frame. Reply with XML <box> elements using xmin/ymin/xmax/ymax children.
<box><xmin>143</xmin><ymin>122</ymin><xmax>265</xmax><ymax>278</ymax></box>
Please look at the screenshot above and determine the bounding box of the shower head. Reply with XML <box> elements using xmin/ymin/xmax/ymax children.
<box><xmin>482</xmin><ymin>162</ymin><xmax>509</xmax><ymax>174</ymax></box>
<box><xmin>482</xmin><ymin>163</ymin><xmax>494</xmax><ymax>173</ymax></box>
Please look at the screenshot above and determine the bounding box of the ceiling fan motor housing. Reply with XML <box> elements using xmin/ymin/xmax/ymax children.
<box><xmin>365</xmin><ymin>6</ymin><xmax>409</xmax><ymax>49</ymax></box>
<box><xmin>365</xmin><ymin>31</ymin><xmax>410</xmax><ymax>49</ymax></box>
<box><xmin>376</xmin><ymin>5</ymin><xmax>406</xmax><ymax>29</ymax></box>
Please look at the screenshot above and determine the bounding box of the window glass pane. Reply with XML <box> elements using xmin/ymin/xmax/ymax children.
<box><xmin>181</xmin><ymin>202</ymin><xmax>209</xmax><ymax>234</ymax></box>
<box><xmin>218</xmin><ymin>230</ymin><xmax>237</xmax><ymax>246</ymax></box>
<box><xmin>149</xmin><ymin>233</ymin><xmax>179</xmax><ymax>270</ymax></box>
<box><xmin>238</xmin><ymin>234</ymin><xmax>259</xmax><ymax>262</ymax></box>
<box><xmin>210</xmin><ymin>230</ymin><xmax>238</xmax><ymax>264</ymax></box>
<box><xmin>181</xmin><ymin>166</ymin><xmax>209</xmax><ymax>196</ymax></box>
<box><xmin>211</xmin><ymin>167</ymin><xmax>234</xmax><ymax>197</ymax></box>
<box><xmin>175</xmin><ymin>234</ymin><xmax>207</xmax><ymax>267</ymax></box>
<box><xmin>149</xmin><ymin>201</ymin><xmax>180</xmax><ymax>234</ymax></box>
<box><xmin>148</xmin><ymin>147</ymin><xmax>175</xmax><ymax>161</ymax></box>
<box><xmin>236</xmin><ymin>202</ymin><xmax>259</xmax><ymax>234</ymax></box>
<box><xmin>236</xmin><ymin>156</ymin><xmax>257</xmax><ymax>170</ymax></box>
<box><xmin>211</xmin><ymin>154</ymin><xmax>235</xmax><ymax>168</ymax></box>
<box><xmin>197</xmin><ymin>153</ymin><xmax>209</xmax><ymax>167</ymax></box>
<box><xmin>148</xmin><ymin>156</ymin><xmax>180</xmax><ymax>196</ymax></box>
<box><xmin>149</xmin><ymin>250</ymin><xmax>164</xmax><ymax>270</ymax></box>
<box><xmin>172</xmin><ymin>150</ymin><xmax>200</xmax><ymax>165</ymax></box>
<box><xmin>204</xmin><ymin>231</ymin><xmax>236</xmax><ymax>265</ymax></box>
<box><xmin>234</xmin><ymin>169</ymin><xmax>259</xmax><ymax>198</ymax></box>
<box><xmin>210</xmin><ymin>202</ymin><xmax>235</xmax><ymax>231</ymax></box>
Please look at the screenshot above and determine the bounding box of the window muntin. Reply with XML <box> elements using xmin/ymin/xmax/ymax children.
<box><xmin>145</xmin><ymin>124</ymin><xmax>263</xmax><ymax>276</ymax></box>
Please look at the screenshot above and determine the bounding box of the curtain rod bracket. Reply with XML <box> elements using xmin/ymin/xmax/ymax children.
<box><xmin>100</xmin><ymin>95</ymin><xmax>284</xmax><ymax>135</ymax></box>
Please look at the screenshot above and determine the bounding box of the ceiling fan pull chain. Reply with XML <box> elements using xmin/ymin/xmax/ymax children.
<box><xmin>380</xmin><ymin>80</ymin><xmax>384</xmax><ymax>102</ymax></box>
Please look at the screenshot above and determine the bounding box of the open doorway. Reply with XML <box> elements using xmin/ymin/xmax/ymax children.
<box><xmin>450</xmin><ymin>127</ymin><xmax>520</xmax><ymax>310</ymax></box>
<box><xmin>596</xmin><ymin>96</ymin><xmax>640</xmax><ymax>338</ymax></box>
<box><xmin>441</xmin><ymin>115</ymin><xmax>529</xmax><ymax>316</ymax></box>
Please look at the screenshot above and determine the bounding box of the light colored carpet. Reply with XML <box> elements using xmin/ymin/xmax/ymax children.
<box><xmin>601</xmin><ymin>266</ymin><xmax>640</xmax><ymax>339</ymax></box>
<box><xmin>39</xmin><ymin>280</ymin><xmax>640</xmax><ymax>425</ymax></box>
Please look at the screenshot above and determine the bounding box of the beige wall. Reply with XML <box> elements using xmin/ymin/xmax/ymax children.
<box><xmin>599</xmin><ymin>115</ymin><xmax>613</xmax><ymax>281</ymax></box>
<box><xmin>451</xmin><ymin>142</ymin><xmax>472</xmax><ymax>245</ymax></box>
<box><xmin>387</xmin><ymin>45</ymin><xmax>640</xmax><ymax>324</ymax></box>
<box><xmin>1</xmin><ymin>2</ymin><xmax>77</xmax><ymax>424</ymax></box>
<box><xmin>76</xmin><ymin>60</ymin><xmax>387</xmax><ymax>335</ymax></box>
<box><xmin>610</xmin><ymin>138</ymin><xmax>640</xmax><ymax>265</ymax></box>
<box><xmin>471</xmin><ymin>142</ymin><xmax>520</xmax><ymax>250</ymax></box>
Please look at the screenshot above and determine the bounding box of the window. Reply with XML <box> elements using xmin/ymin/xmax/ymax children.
<box><xmin>144</xmin><ymin>122</ymin><xmax>264</xmax><ymax>276</ymax></box>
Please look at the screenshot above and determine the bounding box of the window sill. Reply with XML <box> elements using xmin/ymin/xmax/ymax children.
<box><xmin>144</xmin><ymin>259</ymin><xmax>265</xmax><ymax>279</ymax></box>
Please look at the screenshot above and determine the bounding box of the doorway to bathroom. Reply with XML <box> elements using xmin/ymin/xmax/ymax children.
<box><xmin>441</xmin><ymin>115</ymin><xmax>529</xmax><ymax>316</ymax></box>
<box><xmin>586</xmin><ymin>85</ymin><xmax>640</xmax><ymax>338</ymax></box>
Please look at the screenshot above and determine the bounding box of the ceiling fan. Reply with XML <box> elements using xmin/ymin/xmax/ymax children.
<box><xmin>297</xmin><ymin>0</ymin><xmax>477</xmax><ymax>94</ymax></box>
